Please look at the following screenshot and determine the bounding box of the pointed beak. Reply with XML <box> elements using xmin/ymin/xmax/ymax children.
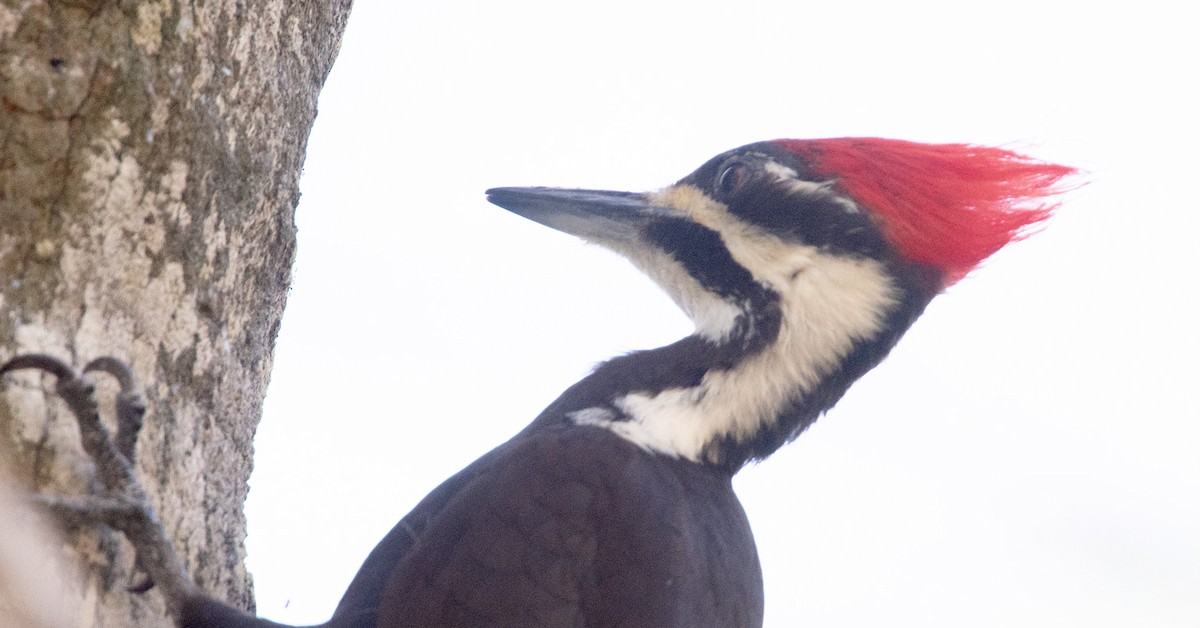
<box><xmin>486</xmin><ymin>187</ymin><xmax>680</xmax><ymax>244</ymax></box>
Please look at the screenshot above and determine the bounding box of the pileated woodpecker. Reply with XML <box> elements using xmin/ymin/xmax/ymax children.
<box><xmin>1</xmin><ymin>138</ymin><xmax>1074</xmax><ymax>628</ymax></box>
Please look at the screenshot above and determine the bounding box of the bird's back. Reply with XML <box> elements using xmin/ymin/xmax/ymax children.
<box><xmin>337</xmin><ymin>424</ymin><xmax>763</xmax><ymax>628</ymax></box>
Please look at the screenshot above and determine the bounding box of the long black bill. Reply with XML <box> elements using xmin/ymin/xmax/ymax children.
<box><xmin>486</xmin><ymin>187</ymin><xmax>681</xmax><ymax>244</ymax></box>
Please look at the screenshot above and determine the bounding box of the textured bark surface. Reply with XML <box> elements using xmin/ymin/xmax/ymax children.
<box><xmin>0</xmin><ymin>1</ymin><xmax>351</xmax><ymax>625</ymax></box>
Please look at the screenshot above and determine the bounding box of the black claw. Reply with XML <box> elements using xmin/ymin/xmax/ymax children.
<box><xmin>84</xmin><ymin>356</ymin><xmax>137</xmax><ymax>391</ymax></box>
<box><xmin>0</xmin><ymin>353</ymin><xmax>79</xmax><ymax>381</ymax></box>
<box><xmin>3</xmin><ymin>354</ymin><xmax>195</xmax><ymax>612</ymax></box>
<box><xmin>2</xmin><ymin>353</ymin><xmax>124</xmax><ymax>492</ymax></box>
<box><xmin>85</xmin><ymin>357</ymin><xmax>147</xmax><ymax>465</ymax></box>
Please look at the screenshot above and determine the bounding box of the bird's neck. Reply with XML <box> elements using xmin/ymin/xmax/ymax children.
<box><xmin>531</xmin><ymin>256</ymin><xmax>937</xmax><ymax>472</ymax></box>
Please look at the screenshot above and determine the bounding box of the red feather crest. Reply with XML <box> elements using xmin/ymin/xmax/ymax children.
<box><xmin>775</xmin><ymin>138</ymin><xmax>1076</xmax><ymax>285</ymax></box>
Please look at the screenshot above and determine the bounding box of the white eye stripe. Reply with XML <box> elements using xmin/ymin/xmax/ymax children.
<box><xmin>762</xmin><ymin>160</ymin><xmax>800</xmax><ymax>180</ymax></box>
<box><xmin>763</xmin><ymin>159</ymin><xmax>860</xmax><ymax>214</ymax></box>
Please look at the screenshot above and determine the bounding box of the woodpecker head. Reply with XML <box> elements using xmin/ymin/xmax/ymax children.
<box><xmin>488</xmin><ymin>138</ymin><xmax>1074</xmax><ymax>470</ymax></box>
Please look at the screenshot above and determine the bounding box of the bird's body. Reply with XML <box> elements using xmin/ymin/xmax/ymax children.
<box><xmin>352</xmin><ymin>425</ymin><xmax>761</xmax><ymax>628</ymax></box>
<box><xmin>313</xmin><ymin>138</ymin><xmax>1071</xmax><ymax>628</ymax></box>
<box><xmin>2</xmin><ymin>138</ymin><xmax>1075</xmax><ymax>628</ymax></box>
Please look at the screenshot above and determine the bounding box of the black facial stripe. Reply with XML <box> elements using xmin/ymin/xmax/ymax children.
<box><xmin>730</xmin><ymin>181</ymin><xmax>889</xmax><ymax>259</ymax></box>
<box><xmin>643</xmin><ymin>217</ymin><xmax>781</xmax><ymax>353</ymax></box>
<box><xmin>525</xmin><ymin>219</ymin><xmax>784</xmax><ymax>428</ymax></box>
<box><xmin>679</xmin><ymin>143</ymin><xmax>893</xmax><ymax>260</ymax></box>
<box><xmin>643</xmin><ymin>218</ymin><xmax>757</xmax><ymax>301</ymax></box>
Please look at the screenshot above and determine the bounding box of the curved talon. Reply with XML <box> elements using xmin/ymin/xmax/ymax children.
<box><xmin>0</xmin><ymin>353</ymin><xmax>78</xmax><ymax>381</ymax></box>
<box><xmin>84</xmin><ymin>357</ymin><xmax>147</xmax><ymax>465</ymax></box>
<box><xmin>84</xmin><ymin>356</ymin><xmax>137</xmax><ymax>392</ymax></box>
<box><xmin>8</xmin><ymin>355</ymin><xmax>195</xmax><ymax>616</ymax></box>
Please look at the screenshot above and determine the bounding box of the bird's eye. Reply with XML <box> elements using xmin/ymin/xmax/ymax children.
<box><xmin>716</xmin><ymin>163</ymin><xmax>749</xmax><ymax>198</ymax></box>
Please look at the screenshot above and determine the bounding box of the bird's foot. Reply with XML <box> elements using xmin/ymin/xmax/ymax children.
<box><xmin>1</xmin><ymin>354</ymin><xmax>197</xmax><ymax>615</ymax></box>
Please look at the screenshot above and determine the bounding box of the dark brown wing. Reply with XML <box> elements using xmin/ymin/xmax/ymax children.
<box><xmin>333</xmin><ymin>425</ymin><xmax>763</xmax><ymax>628</ymax></box>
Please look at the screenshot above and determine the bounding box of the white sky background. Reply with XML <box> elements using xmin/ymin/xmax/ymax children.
<box><xmin>243</xmin><ymin>2</ymin><xmax>1199</xmax><ymax>626</ymax></box>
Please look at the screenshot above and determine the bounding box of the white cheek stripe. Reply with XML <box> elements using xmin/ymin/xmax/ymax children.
<box><xmin>762</xmin><ymin>158</ymin><xmax>859</xmax><ymax>215</ymax></box>
<box><xmin>576</xmin><ymin>247</ymin><xmax>898</xmax><ymax>463</ymax></box>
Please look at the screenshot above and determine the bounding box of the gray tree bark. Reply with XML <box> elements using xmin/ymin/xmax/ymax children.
<box><xmin>0</xmin><ymin>1</ymin><xmax>352</xmax><ymax>625</ymax></box>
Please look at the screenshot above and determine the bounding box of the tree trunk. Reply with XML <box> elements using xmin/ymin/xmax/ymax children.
<box><xmin>0</xmin><ymin>1</ymin><xmax>352</xmax><ymax>625</ymax></box>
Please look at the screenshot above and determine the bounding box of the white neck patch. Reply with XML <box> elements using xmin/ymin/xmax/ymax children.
<box><xmin>571</xmin><ymin>182</ymin><xmax>899</xmax><ymax>463</ymax></box>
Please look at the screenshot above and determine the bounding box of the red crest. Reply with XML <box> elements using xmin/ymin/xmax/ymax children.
<box><xmin>775</xmin><ymin>138</ymin><xmax>1076</xmax><ymax>285</ymax></box>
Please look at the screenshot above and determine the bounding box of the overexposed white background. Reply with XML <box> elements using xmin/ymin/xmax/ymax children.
<box><xmin>244</xmin><ymin>2</ymin><xmax>1199</xmax><ymax>626</ymax></box>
